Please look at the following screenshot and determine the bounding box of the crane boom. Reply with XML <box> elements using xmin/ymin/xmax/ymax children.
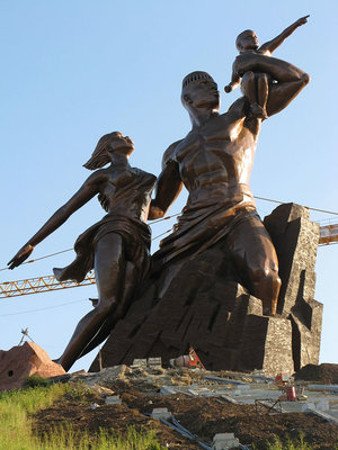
<box><xmin>319</xmin><ymin>223</ymin><xmax>338</xmax><ymax>245</ymax></box>
<box><xmin>0</xmin><ymin>272</ymin><xmax>95</xmax><ymax>299</ymax></box>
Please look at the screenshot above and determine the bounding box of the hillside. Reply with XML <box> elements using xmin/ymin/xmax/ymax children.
<box><xmin>1</xmin><ymin>364</ymin><xmax>338</xmax><ymax>449</ymax></box>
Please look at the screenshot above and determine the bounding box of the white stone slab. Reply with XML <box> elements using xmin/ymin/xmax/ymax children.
<box><xmin>151</xmin><ymin>407</ymin><xmax>172</xmax><ymax>420</ymax></box>
<box><xmin>105</xmin><ymin>395</ymin><xmax>122</xmax><ymax>405</ymax></box>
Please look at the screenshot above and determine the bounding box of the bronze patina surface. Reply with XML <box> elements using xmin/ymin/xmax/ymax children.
<box><xmin>149</xmin><ymin>62</ymin><xmax>309</xmax><ymax>316</ymax></box>
<box><xmin>224</xmin><ymin>15</ymin><xmax>309</xmax><ymax>119</ymax></box>
<box><xmin>9</xmin><ymin>22</ymin><xmax>316</xmax><ymax>373</ymax></box>
<box><xmin>90</xmin><ymin>56</ymin><xmax>314</xmax><ymax>373</ymax></box>
<box><xmin>8</xmin><ymin>132</ymin><xmax>156</xmax><ymax>371</ymax></box>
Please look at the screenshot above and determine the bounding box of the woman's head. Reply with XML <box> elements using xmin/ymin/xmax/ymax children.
<box><xmin>84</xmin><ymin>132</ymin><xmax>134</xmax><ymax>170</ymax></box>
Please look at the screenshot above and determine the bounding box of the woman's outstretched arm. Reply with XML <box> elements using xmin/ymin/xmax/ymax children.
<box><xmin>8</xmin><ymin>171</ymin><xmax>106</xmax><ymax>269</ymax></box>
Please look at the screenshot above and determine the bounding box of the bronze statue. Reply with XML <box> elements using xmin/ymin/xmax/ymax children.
<box><xmin>224</xmin><ymin>15</ymin><xmax>309</xmax><ymax>118</ymax></box>
<box><xmin>8</xmin><ymin>132</ymin><xmax>156</xmax><ymax>371</ymax></box>
<box><xmin>149</xmin><ymin>63</ymin><xmax>310</xmax><ymax>316</ymax></box>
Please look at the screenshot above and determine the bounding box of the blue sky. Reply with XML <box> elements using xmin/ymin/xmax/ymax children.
<box><xmin>1</xmin><ymin>1</ymin><xmax>337</xmax><ymax>371</ymax></box>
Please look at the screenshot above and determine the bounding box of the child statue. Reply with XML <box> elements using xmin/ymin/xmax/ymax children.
<box><xmin>224</xmin><ymin>15</ymin><xmax>309</xmax><ymax>118</ymax></box>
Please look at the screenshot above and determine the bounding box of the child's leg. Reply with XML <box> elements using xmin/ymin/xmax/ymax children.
<box><xmin>241</xmin><ymin>71</ymin><xmax>268</xmax><ymax>118</ymax></box>
<box><xmin>257</xmin><ymin>73</ymin><xmax>269</xmax><ymax>117</ymax></box>
<box><xmin>240</xmin><ymin>71</ymin><xmax>257</xmax><ymax>104</ymax></box>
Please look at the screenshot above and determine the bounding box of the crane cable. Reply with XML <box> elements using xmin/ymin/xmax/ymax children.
<box><xmin>254</xmin><ymin>196</ymin><xmax>338</xmax><ymax>216</ymax></box>
<box><xmin>1</xmin><ymin>196</ymin><xmax>338</xmax><ymax>273</ymax></box>
<box><xmin>0</xmin><ymin>213</ymin><xmax>181</xmax><ymax>272</ymax></box>
<box><xmin>1</xmin><ymin>196</ymin><xmax>338</xmax><ymax>313</ymax></box>
<box><xmin>0</xmin><ymin>298</ymin><xmax>86</xmax><ymax>317</ymax></box>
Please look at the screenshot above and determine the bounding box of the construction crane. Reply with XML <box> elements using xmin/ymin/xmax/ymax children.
<box><xmin>0</xmin><ymin>272</ymin><xmax>96</xmax><ymax>299</ymax></box>
<box><xmin>318</xmin><ymin>223</ymin><xmax>338</xmax><ymax>245</ymax></box>
<box><xmin>1</xmin><ymin>224</ymin><xmax>337</xmax><ymax>300</ymax></box>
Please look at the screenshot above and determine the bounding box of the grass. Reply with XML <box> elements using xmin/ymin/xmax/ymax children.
<box><xmin>2</xmin><ymin>381</ymin><xmax>336</xmax><ymax>450</ymax></box>
<box><xmin>0</xmin><ymin>382</ymin><xmax>66</xmax><ymax>449</ymax></box>
<box><xmin>39</xmin><ymin>426</ymin><xmax>165</xmax><ymax>450</ymax></box>
<box><xmin>0</xmin><ymin>382</ymin><xmax>165</xmax><ymax>450</ymax></box>
<box><xmin>252</xmin><ymin>432</ymin><xmax>338</xmax><ymax>450</ymax></box>
<box><xmin>264</xmin><ymin>434</ymin><xmax>314</xmax><ymax>450</ymax></box>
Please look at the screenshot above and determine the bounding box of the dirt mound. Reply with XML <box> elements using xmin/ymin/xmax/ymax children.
<box><xmin>32</xmin><ymin>373</ymin><xmax>338</xmax><ymax>450</ymax></box>
<box><xmin>33</xmin><ymin>387</ymin><xmax>200</xmax><ymax>449</ymax></box>
<box><xmin>295</xmin><ymin>363</ymin><xmax>338</xmax><ymax>384</ymax></box>
<box><xmin>121</xmin><ymin>384</ymin><xmax>338</xmax><ymax>449</ymax></box>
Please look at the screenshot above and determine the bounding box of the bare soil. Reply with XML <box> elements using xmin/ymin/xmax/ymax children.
<box><xmin>32</xmin><ymin>367</ymin><xmax>338</xmax><ymax>450</ymax></box>
<box><xmin>295</xmin><ymin>364</ymin><xmax>338</xmax><ymax>384</ymax></box>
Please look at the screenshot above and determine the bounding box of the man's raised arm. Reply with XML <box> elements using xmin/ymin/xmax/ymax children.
<box><xmin>148</xmin><ymin>140</ymin><xmax>183</xmax><ymax>220</ymax></box>
<box><xmin>266</xmin><ymin>71</ymin><xmax>310</xmax><ymax>117</ymax></box>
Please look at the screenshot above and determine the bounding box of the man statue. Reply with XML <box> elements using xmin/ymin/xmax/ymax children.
<box><xmin>149</xmin><ymin>67</ymin><xmax>309</xmax><ymax>316</ymax></box>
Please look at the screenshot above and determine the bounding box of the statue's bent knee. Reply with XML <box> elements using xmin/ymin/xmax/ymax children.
<box><xmin>95</xmin><ymin>300</ymin><xmax>116</xmax><ymax>317</ymax></box>
<box><xmin>251</xmin><ymin>266</ymin><xmax>281</xmax><ymax>294</ymax></box>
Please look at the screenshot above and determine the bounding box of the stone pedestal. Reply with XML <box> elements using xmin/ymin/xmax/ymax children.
<box><xmin>236</xmin><ymin>315</ymin><xmax>294</xmax><ymax>374</ymax></box>
<box><xmin>264</xmin><ymin>203</ymin><xmax>322</xmax><ymax>370</ymax></box>
<box><xmin>90</xmin><ymin>203</ymin><xmax>322</xmax><ymax>375</ymax></box>
<box><xmin>0</xmin><ymin>342</ymin><xmax>65</xmax><ymax>391</ymax></box>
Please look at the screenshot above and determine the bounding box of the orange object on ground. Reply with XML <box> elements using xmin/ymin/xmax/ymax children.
<box><xmin>170</xmin><ymin>347</ymin><xmax>205</xmax><ymax>369</ymax></box>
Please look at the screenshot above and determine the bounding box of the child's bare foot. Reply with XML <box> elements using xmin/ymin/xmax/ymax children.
<box><xmin>250</xmin><ymin>103</ymin><xmax>268</xmax><ymax>119</ymax></box>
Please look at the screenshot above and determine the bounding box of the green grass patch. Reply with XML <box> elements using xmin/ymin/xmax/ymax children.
<box><xmin>264</xmin><ymin>434</ymin><xmax>313</xmax><ymax>450</ymax></box>
<box><xmin>252</xmin><ymin>431</ymin><xmax>338</xmax><ymax>450</ymax></box>
<box><xmin>39</xmin><ymin>425</ymin><xmax>165</xmax><ymax>450</ymax></box>
<box><xmin>0</xmin><ymin>383</ymin><xmax>165</xmax><ymax>450</ymax></box>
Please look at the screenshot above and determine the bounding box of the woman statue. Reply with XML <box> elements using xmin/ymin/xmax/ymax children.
<box><xmin>8</xmin><ymin>132</ymin><xmax>156</xmax><ymax>371</ymax></box>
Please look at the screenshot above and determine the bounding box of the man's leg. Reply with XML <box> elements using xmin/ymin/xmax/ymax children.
<box><xmin>227</xmin><ymin>214</ymin><xmax>281</xmax><ymax>315</ymax></box>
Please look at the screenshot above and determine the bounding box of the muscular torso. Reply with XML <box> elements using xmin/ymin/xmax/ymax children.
<box><xmin>170</xmin><ymin>111</ymin><xmax>259</xmax><ymax>208</ymax></box>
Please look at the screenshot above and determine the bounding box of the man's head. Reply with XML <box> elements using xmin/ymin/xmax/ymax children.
<box><xmin>236</xmin><ymin>29</ymin><xmax>259</xmax><ymax>52</ymax></box>
<box><xmin>181</xmin><ymin>71</ymin><xmax>220</xmax><ymax>113</ymax></box>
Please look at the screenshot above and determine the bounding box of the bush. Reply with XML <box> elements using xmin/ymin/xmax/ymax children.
<box><xmin>24</xmin><ymin>375</ymin><xmax>52</xmax><ymax>388</ymax></box>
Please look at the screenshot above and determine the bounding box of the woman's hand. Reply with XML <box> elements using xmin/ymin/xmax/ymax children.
<box><xmin>148</xmin><ymin>205</ymin><xmax>165</xmax><ymax>220</ymax></box>
<box><xmin>8</xmin><ymin>244</ymin><xmax>34</xmax><ymax>269</ymax></box>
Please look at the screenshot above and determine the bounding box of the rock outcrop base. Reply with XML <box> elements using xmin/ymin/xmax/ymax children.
<box><xmin>90</xmin><ymin>204</ymin><xmax>322</xmax><ymax>376</ymax></box>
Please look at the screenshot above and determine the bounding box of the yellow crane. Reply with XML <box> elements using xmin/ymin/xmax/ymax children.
<box><xmin>318</xmin><ymin>223</ymin><xmax>338</xmax><ymax>245</ymax></box>
<box><xmin>0</xmin><ymin>272</ymin><xmax>96</xmax><ymax>299</ymax></box>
